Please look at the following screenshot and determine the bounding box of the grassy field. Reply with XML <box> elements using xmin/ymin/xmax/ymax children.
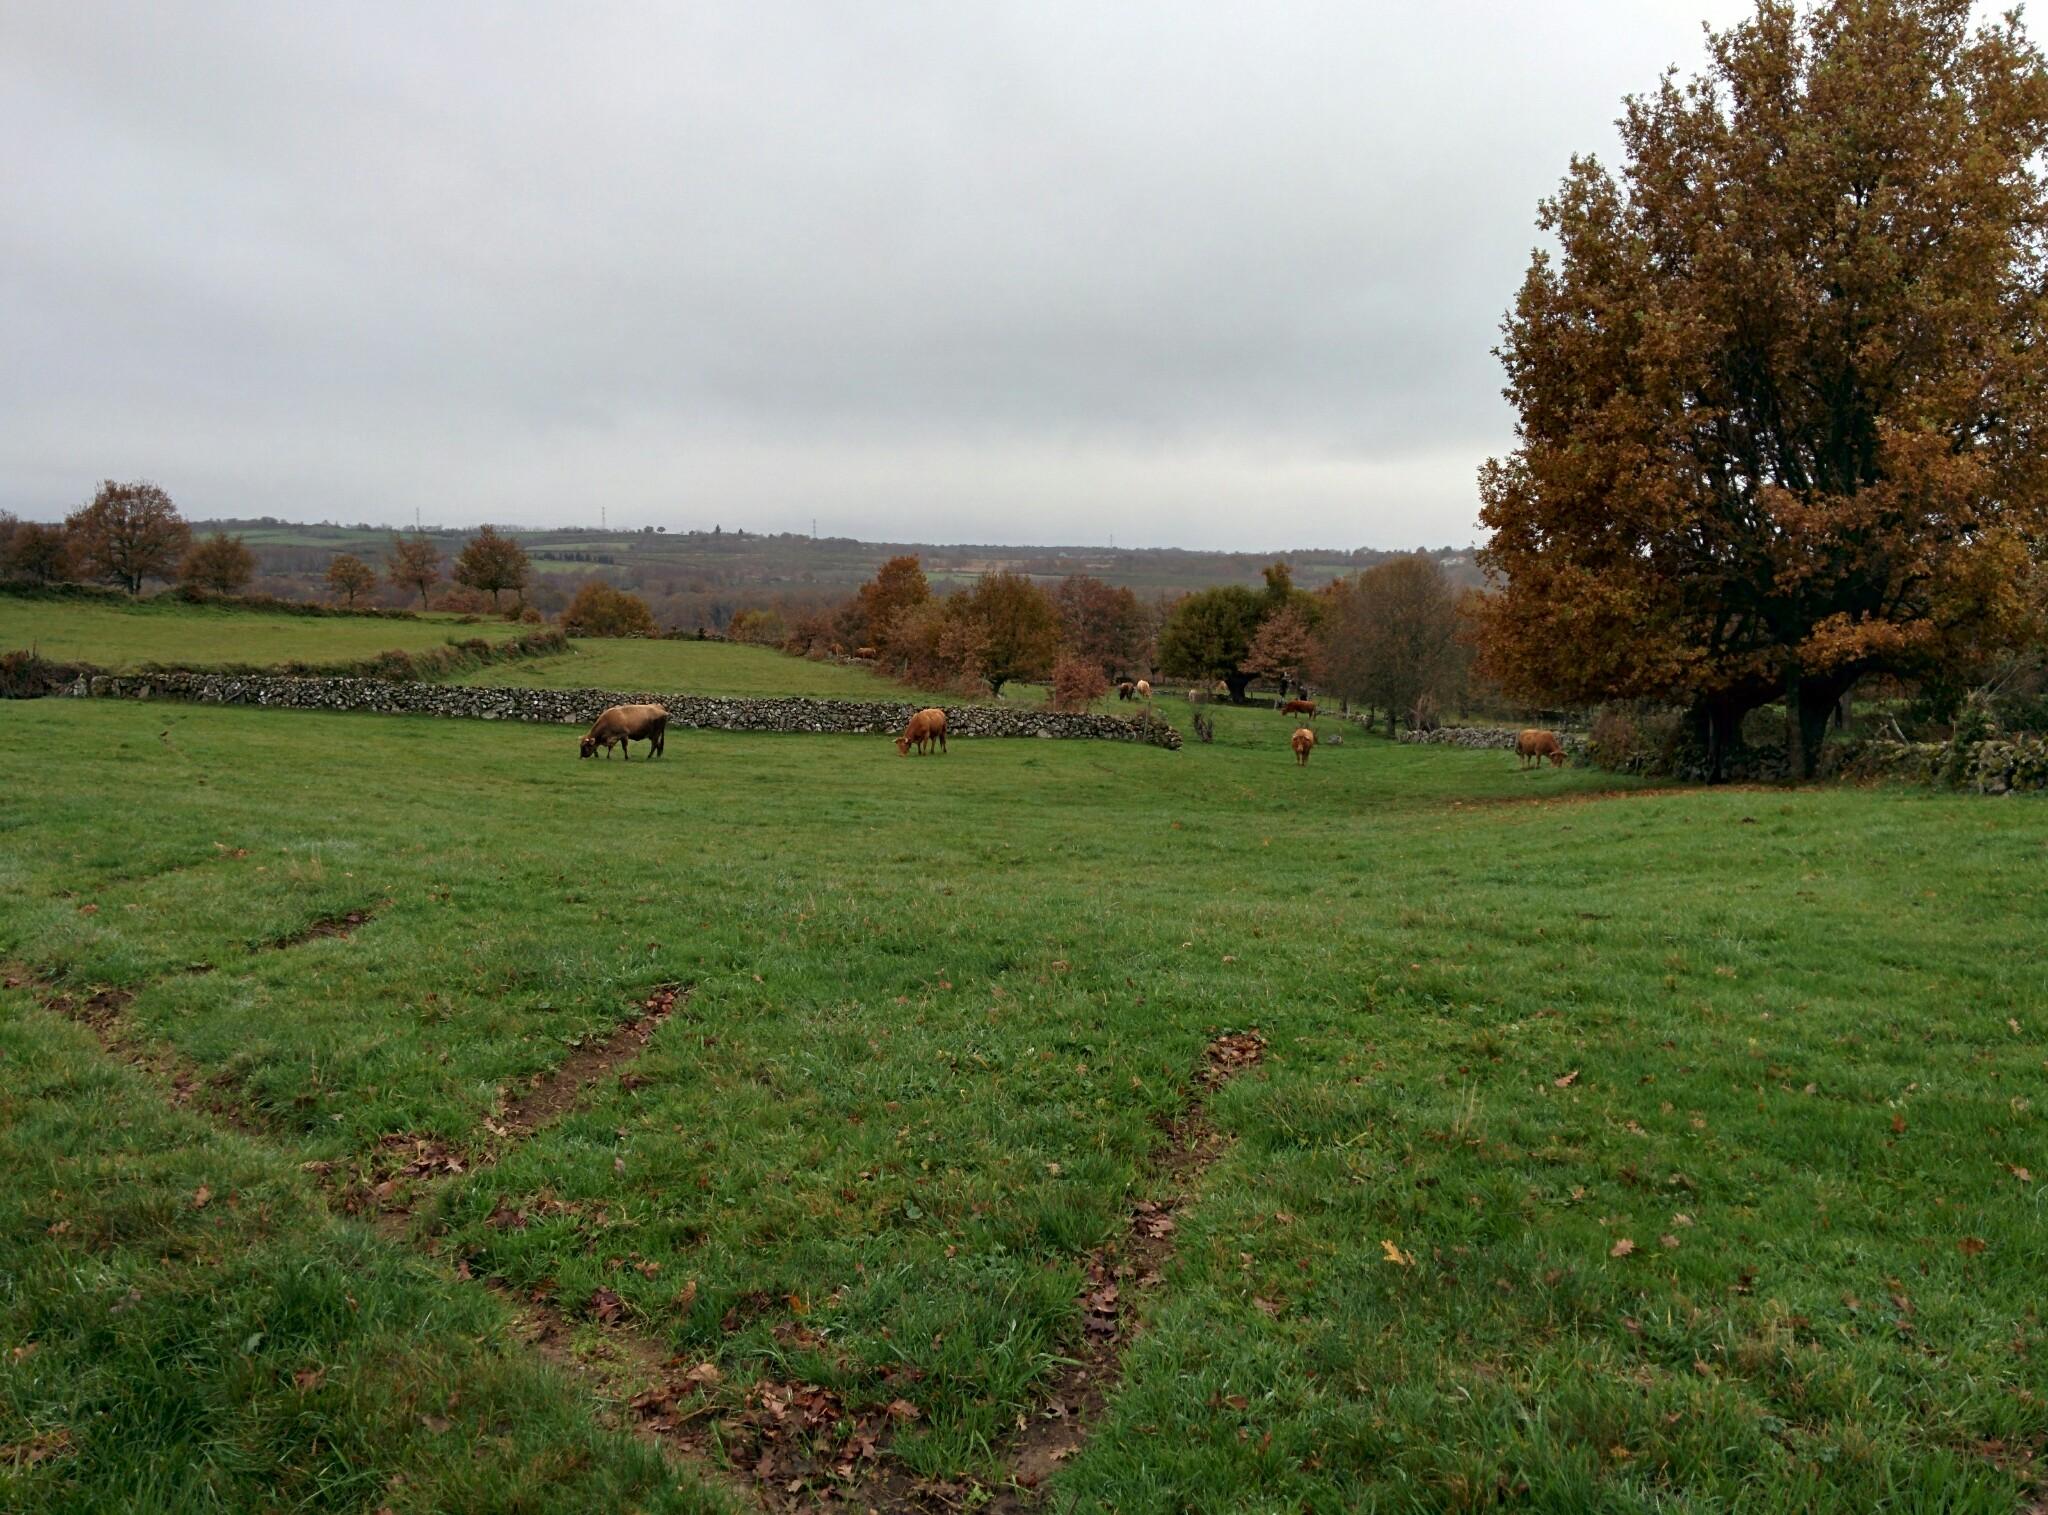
<box><xmin>0</xmin><ymin>595</ymin><xmax>519</xmax><ymax>671</ymax></box>
<box><xmin>1</xmin><ymin>687</ymin><xmax>2044</xmax><ymax>1511</ymax></box>
<box><xmin>449</xmin><ymin>637</ymin><xmax>949</xmax><ymax>701</ymax></box>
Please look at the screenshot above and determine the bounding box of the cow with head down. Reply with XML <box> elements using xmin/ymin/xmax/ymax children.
<box><xmin>896</xmin><ymin>707</ymin><xmax>949</xmax><ymax>756</ymax></box>
<box><xmin>581</xmin><ymin>703</ymin><xmax>669</xmax><ymax>761</ymax></box>
<box><xmin>1515</xmin><ymin>729</ymin><xmax>1566</xmax><ymax>769</ymax></box>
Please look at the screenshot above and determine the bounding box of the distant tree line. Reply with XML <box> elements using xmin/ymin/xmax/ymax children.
<box><xmin>753</xmin><ymin>549</ymin><xmax>1478</xmax><ymax>719</ymax></box>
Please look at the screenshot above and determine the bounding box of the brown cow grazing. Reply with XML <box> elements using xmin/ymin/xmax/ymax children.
<box><xmin>855</xmin><ymin>646</ymin><xmax>878</xmax><ymax>659</ymax></box>
<box><xmin>1117</xmin><ymin>681</ymin><xmax>1136</xmax><ymax>701</ymax></box>
<box><xmin>581</xmin><ymin>703</ymin><xmax>668</xmax><ymax>760</ymax></box>
<box><xmin>1290</xmin><ymin>726</ymin><xmax>1316</xmax><ymax>766</ymax></box>
<box><xmin>1515</xmin><ymin>729</ymin><xmax>1566</xmax><ymax>769</ymax></box>
<box><xmin>896</xmin><ymin>707</ymin><xmax>949</xmax><ymax>756</ymax></box>
<box><xmin>1281</xmin><ymin>699</ymin><xmax>1317</xmax><ymax>717</ymax></box>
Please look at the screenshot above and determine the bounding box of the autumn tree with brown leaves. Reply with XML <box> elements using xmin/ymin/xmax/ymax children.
<box><xmin>1475</xmin><ymin>0</ymin><xmax>2048</xmax><ymax>778</ymax></box>
<box><xmin>452</xmin><ymin>526</ymin><xmax>530</xmax><ymax>611</ymax></box>
<box><xmin>65</xmin><ymin>480</ymin><xmax>190</xmax><ymax>595</ymax></box>
<box><xmin>561</xmin><ymin>580</ymin><xmax>659</xmax><ymax>637</ymax></box>
<box><xmin>956</xmin><ymin>571</ymin><xmax>1062</xmax><ymax>697</ymax></box>
<box><xmin>1322</xmin><ymin>556</ymin><xmax>1466</xmax><ymax>735</ymax></box>
<box><xmin>4</xmin><ymin>521</ymin><xmax>71</xmax><ymax>585</ymax></box>
<box><xmin>1242</xmin><ymin>603</ymin><xmax>1319</xmax><ymax>695</ymax></box>
<box><xmin>1052</xmin><ymin>573</ymin><xmax>1149</xmax><ymax>677</ymax></box>
<box><xmin>1048</xmin><ymin>654</ymin><xmax>1112</xmax><ymax>712</ymax></box>
<box><xmin>179</xmin><ymin>532</ymin><xmax>256</xmax><ymax>595</ymax></box>
<box><xmin>386</xmin><ymin>534</ymin><xmax>442</xmax><ymax>608</ymax></box>
<box><xmin>324</xmin><ymin>553</ymin><xmax>377</xmax><ymax>608</ymax></box>
<box><xmin>841</xmin><ymin>554</ymin><xmax>932</xmax><ymax>651</ymax></box>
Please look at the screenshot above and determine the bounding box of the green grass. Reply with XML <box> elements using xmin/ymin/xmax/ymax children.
<box><xmin>0</xmin><ymin>596</ymin><xmax>519</xmax><ymax>672</ymax></box>
<box><xmin>1</xmin><ymin>694</ymin><xmax>2044</xmax><ymax>1511</ymax></box>
<box><xmin>446</xmin><ymin>637</ymin><xmax>947</xmax><ymax>700</ymax></box>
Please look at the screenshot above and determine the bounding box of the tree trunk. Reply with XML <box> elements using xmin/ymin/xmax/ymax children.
<box><xmin>1223</xmin><ymin>672</ymin><xmax>1252</xmax><ymax>704</ymax></box>
<box><xmin>1785</xmin><ymin>669</ymin><xmax>1848</xmax><ymax>781</ymax></box>
<box><xmin>1385</xmin><ymin>707</ymin><xmax>1397</xmax><ymax>738</ymax></box>
<box><xmin>1689</xmin><ymin>698</ymin><xmax>1742</xmax><ymax>784</ymax></box>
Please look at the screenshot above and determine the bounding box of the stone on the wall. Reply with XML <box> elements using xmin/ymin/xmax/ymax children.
<box><xmin>65</xmin><ymin>673</ymin><xmax>1183</xmax><ymax>750</ymax></box>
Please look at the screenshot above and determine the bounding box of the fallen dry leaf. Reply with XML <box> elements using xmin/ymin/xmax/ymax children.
<box><xmin>584</xmin><ymin>1287</ymin><xmax>625</xmax><ymax>1324</ymax></box>
<box><xmin>1660</xmin><ymin>1234</ymin><xmax>1680</xmax><ymax>1250</ymax></box>
<box><xmin>1610</xmin><ymin>1238</ymin><xmax>1636</xmax><ymax>1259</ymax></box>
<box><xmin>1380</xmin><ymin>1239</ymin><xmax>1414</xmax><ymax>1267</ymax></box>
<box><xmin>192</xmin><ymin>1185</ymin><xmax>211</xmax><ymax>1209</ymax></box>
<box><xmin>293</xmin><ymin>1367</ymin><xmax>326</xmax><ymax>1393</ymax></box>
<box><xmin>1959</xmin><ymin>1236</ymin><xmax>1987</xmax><ymax>1256</ymax></box>
<box><xmin>1554</xmin><ymin>1069</ymin><xmax>1580</xmax><ymax>1088</ymax></box>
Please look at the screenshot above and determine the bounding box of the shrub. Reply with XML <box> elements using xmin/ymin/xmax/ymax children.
<box><xmin>1049</xmin><ymin>655</ymin><xmax>1110</xmax><ymax>712</ymax></box>
<box><xmin>560</xmin><ymin>581</ymin><xmax>658</xmax><ymax>638</ymax></box>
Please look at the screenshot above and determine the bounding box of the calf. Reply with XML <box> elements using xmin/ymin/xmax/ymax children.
<box><xmin>896</xmin><ymin>707</ymin><xmax>949</xmax><ymax>756</ymax></box>
<box><xmin>581</xmin><ymin>703</ymin><xmax>668</xmax><ymax>761</ymax></box>
<box><xmin>1291</xmin><ymin>726</ymin><xmax>1316</xmax><ymax>766</ymax></box>
<box><xmin>1515</xmin><ymin>728</ymin><xmax>1566</xmax><ymax>769</ymax></box>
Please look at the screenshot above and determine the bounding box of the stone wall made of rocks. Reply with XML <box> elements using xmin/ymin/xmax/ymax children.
<box><xmin>1397</xmin><ymin>724</ymin><xmax>1590</xmax><ymax>758</ymax></box>
<box><xmin>1828</xmin><ymin>734</ymin><xmax>2048</xmax><ymax>795</ymax></box>
<box><xmin>64</xmin><ymin>672</ymin><xmax>1183</xmax><ymax>749</ymax></box>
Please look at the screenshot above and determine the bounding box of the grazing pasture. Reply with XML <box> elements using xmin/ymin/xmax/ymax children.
<box><xmin>0</xmin><ymin>594</ymin><xmax>519</xmax><ymax>671</ymax></box>
<box><xmin>448</xmin><ymin>636</ymin><xmax>948</xmax><ymax>702</ymax></box>
<box><xmin>1</xmin><ymin>689</ymin><xmax>2043</xmax><ymax>1512</ymax></box>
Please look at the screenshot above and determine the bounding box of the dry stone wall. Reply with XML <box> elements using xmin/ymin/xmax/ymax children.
<box><xmin>1398</xmin><ymin>725</ymin><xmax>1590</xmax><ymax>759</ymax></box>
<box><xmin>64</xmin><ymin>672</ymin><xmax>1182</xmax><ymax>749</ymax></box>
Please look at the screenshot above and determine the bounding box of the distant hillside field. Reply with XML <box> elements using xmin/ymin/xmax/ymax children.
<box><xmin>448</xmin><ymin>637</ymin><xmax>959</xmax><ymax>702</ymax></box>
<box><xmin>0</xmin><ymin>595</ymin><xmax>520</xmax><ymax>671</ymax></box>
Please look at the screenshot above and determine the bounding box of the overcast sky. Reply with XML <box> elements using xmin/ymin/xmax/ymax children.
<box><xmin>2</xmin><ymin>1</ymin><xmax>1760</xmax><ymax>549</ymax></box>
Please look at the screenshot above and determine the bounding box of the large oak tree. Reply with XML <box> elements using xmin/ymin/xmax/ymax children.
<box><xmin>65</xmin><ymin>481</ymin><xmax>190</xmax><ymax>595</ymax></box>
<box><xmin>452</xmin><ymin>526</ymin><xmax>531</xmax><ymax>611</ymax></box>
<box><xmin>1474</xmin><ymin>0</ymin><xmax>2048</xmax><ymax>777</ymax></box>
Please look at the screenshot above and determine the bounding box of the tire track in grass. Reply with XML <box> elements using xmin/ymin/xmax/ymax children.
<box><xmin>7</xmin><ymin>961</ymin><xmax>755</xmax><ymax>1504</ymax></box>
<box><xmin>620</xmin><ymin>1027</ymin><xmax>1269</xmax><ymax>1514</ymax></box>
<box><xmin>3</xmin><ymin>964</ymin><xmax>275</xmax><ymax>1143</ymax></box>
<box><xmin>988</xmin><ymin>1027</ymin><xmax>1267</xmax><ymax>1511</ymax></box>
<box><xmin>11</xmin><ymin>952</ymin><xmax>1265</xmax><ymax>1512</ymax></box>
<box><xmin>316</xmin><ymin>981</ymin><xmax>687</xmax><ymax>1233</ymax></box>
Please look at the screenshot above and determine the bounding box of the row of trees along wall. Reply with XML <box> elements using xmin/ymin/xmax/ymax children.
<box><xmin>761</xmin><ymin>550</ymin><xmax>1472</xmax><ymax>722</ymax></box>
<box><xmin>1470</xmin><ymin>0</ymin><xmax>2048</xmax><ymax>781</ymax></box>
<box><xmin>0</xmin><ymin>487</ymin><xmax>545</xmax><ymax>616</ymax></box>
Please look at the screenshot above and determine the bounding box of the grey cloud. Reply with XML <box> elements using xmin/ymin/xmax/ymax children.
<box><xmin>2</xmin><ymin>0</ymin><xmax>1759</xmax><ymax>548</ymax></box>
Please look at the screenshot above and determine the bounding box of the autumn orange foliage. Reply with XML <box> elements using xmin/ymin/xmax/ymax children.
<box><xmin>1474</xmin><ymin>0</ymin><xmax>2048</xmax><ymax>776</ymax></box>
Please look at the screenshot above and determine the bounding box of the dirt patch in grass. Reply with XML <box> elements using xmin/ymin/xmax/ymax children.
<box><xmin>266</xmin><ymin>906</ymin><xmax>379</xmax><ymax>950</ymax></box>
<box><xmin>9</xmin><ymin>966</ymin><xmax>272</xmax><ymax>1140</ymax></box>
<box><xmin>498</xmin><ymin>982</ymin><xmax>686</xmax><ymax>1139</ymax></box>
<box><xmin>993</xmin><ymin>1028</ymin><xmax>1264</xmax><ymax>1508</ymax></box>
<box><xmin>325</xmin><ymin>984</ymin><xmax>688</xmax><ymax>1234</ymax></box>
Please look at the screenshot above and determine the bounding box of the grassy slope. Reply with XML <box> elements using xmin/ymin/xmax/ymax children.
<box><xmin>448</xmin><ymin>637</ymin><xmax>948</xmax><ymax>701</ymax></box>
<box><xmin>0</xmin><ymin>596</ymin><xmax>517</xmax><ymax>671</ymax></box>
<box><xmin>1</xmin><ymin>697</ymin><xmax>2043</xmax><ymax>1511</ymax></box>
